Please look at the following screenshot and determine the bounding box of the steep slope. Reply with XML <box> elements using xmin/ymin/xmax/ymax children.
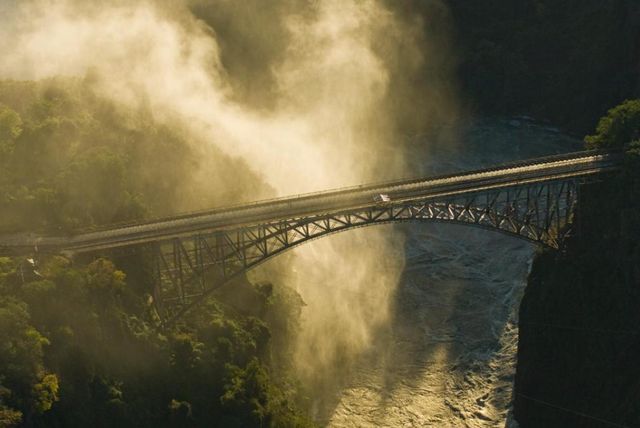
<box><xmin>514</xmin><ymin>120</ymin><xmax>640</xmax><ymax>426</ymax></box>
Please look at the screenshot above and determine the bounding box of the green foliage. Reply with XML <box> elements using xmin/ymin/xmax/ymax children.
<box><xmin>626</xmin><ymin>139</ymin><xmax>640</xmax><ymax>158</ymax></box>
<box><xmin>0</xmin><ymin>104</ymin><xmax>22</xmax><ymax>157</ymax></box>
<box><xmin>0</xmin><ymin>78</ymin><xmax>311</xmax><ymax>427</ymax></box>
<box><xmin>168</xmin><ymin>399</ymin><xmax>193</xmax><ymax>427</ymax></box>
<box><xmin>31</xmin><ymin>374</ymin><xmax>59</xmax><ymax>414</ymax></box>
<box><xmin>221</xmin><ymin>359</ymin><xmax>314</xmax><ymax>428</ymax></box>
<box><xmin>0</xmin><ymin>251</ymin><xmax>311</xmax><ymax>427</ymax></box>
<box><xmin>0</xmin><ymin>402</ymin><xmax>22</xmax><ymax>428</ymax></box>
<box><xmin>0</xmin><ymin>296</ymin><xmax>57</xmax><ymax>423</ymax></box>
<box><xmin>0</xmin><ymin>77</ymin><xmax>269</xmax><ymax>233</ymax></box>
<box><xmin>585</xmin><ymin>99</ymin><xmax>640</xmax><ymax>150</ymax></box>
<box><xmin>221</xmin><ymin>359</ymin><xmax>271</xmax><ymax>425</ymax></box>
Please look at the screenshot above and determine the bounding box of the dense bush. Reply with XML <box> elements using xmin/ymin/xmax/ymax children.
<box><xmin>585</xmin><ymin>99</ymin><xmax>640</xmax><ymax>150</ymax></box>
<box><xmin>0</xmin><ymin>78</ymin><xmax>269</xmax><ymax>233</ymax></box>
<box><xmin>0</xmin><ymin>79</ymin><xmax>311</xmax><ymax>427</ymax></box>
<box><xmin>0</xmin><ymin>255</ymin><xmax>312</xmax><ymax>427</ymax></box>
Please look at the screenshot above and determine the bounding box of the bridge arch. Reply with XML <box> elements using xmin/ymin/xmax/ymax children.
<box><xmin>155</xmin><ymin>179</ymin><xmax>577</xmax><ymax>324</ymax></box>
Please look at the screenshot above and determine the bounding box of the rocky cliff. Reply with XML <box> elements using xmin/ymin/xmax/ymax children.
<box><xmin>514</xmin><ymin>156</ymin><xmax>640</xmax><ymax>427</ymax></box>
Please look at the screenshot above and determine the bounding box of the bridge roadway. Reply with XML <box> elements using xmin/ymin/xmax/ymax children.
<box><xmin>0</xmin><ymin>150</ymin><xmax>622</xmax><ymax>256</ymax></box>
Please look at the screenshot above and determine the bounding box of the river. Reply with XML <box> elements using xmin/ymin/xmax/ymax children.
<box><xmin>322</xmin><ymin>118</ymin><xmax>581</xmax><ymax>427</ymax></box>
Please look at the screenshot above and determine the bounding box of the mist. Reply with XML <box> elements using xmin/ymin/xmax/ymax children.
<box><xmin>0</xmin><ymin>0</ymin><xmax>459</xmax><ymax>416</ymax></box>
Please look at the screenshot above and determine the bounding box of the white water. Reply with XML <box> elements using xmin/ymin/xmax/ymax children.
<box><xmin>321</xmin><ymin>119</ymin><xmax>581</xmax><ymax>427</ymax></box>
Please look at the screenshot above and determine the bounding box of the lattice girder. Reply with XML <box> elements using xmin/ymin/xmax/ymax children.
<box><xmin>152</xmin><ymin>179</ymin><xmax>578</xmax><ymax>324</ymax></box>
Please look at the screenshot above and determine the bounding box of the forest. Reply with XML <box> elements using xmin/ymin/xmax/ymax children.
<box><xmin>0</xmin><ymin>78</ymin><xmax>313</xmax><ymax>427</ymax></box>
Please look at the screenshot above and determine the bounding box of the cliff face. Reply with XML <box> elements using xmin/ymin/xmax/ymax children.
<box><xmin>514</xmin><ymin>161</ymin><xmax>640</xmax><ymax>427</ymax></box>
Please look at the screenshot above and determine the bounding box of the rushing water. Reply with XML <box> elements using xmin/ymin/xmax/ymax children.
<box><xmin>323</xmin><ymin>118</ymin><xmax>581</xmax><ymax>427</ymax></box>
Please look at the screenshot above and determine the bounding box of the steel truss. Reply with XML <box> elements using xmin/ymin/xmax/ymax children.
<box><xmin>151</xmin><ymin>179</ymin><xmax>580</xmax><ymax>324</ymax></box>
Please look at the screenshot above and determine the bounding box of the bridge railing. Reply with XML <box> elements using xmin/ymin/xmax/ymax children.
<box><xmin>70</xmin><ymin>149</ymin><xmax>619</xmax><ymax>234</ymax></box>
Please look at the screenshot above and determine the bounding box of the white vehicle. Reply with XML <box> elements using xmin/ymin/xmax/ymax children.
<box><xmin>373</xmin><ymin>193</ymin><xmax>391</xmax><ymax>204</ymax></box>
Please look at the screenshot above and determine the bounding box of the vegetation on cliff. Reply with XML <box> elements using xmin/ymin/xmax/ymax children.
<box><xmin>0</xmin><ymin>78</ymin><xmax>270</xmax><ymax>233</ymax></box>
<box><xmin>0</xmin><ymin>79</ymin><xmax>312</xmax><ymax>427</ymax></box>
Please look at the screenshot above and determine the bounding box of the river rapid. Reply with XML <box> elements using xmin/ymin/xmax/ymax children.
<box><xmin>322</xmin><ymin>119</ymin><xmax>581</xmax><ymax>427</ymax></box>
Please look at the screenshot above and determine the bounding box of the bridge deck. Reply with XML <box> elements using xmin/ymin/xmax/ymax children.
<box><xmin>0</xmin><ymin>151</ymin><xmax>621</xmax><ymax>255</ymax></box>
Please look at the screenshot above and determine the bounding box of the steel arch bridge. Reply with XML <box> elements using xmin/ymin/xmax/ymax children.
<box><xmin>150</xmin><ymin>179</ymin><xmax>579</xmax><ymax>323</ymax></box>
<box><xmin>0</xmin><ymin>150</ymin><xmax>622</xmax><ymax>324</ymax></box>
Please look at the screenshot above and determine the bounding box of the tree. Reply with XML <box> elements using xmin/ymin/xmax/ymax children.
<box><xmin>0</xmin><ymin>104</ymin><xmax>22</xmax><ymax>157</ymax></box>
<box><xmin>0</xmin><ymin>297</ymin><xmax>59</xmax><ymax>421</ymax></box>
<box><xmin>585</xmin><ymin>99</ymin><xmax>640</xmax><ymax>150</ymax></box>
